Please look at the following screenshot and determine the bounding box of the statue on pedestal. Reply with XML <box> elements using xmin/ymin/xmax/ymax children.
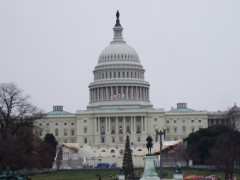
<box><xmin>146</xmin><ymin>136</ymin><xmax>153</xmax><ymax>155</ymax></box>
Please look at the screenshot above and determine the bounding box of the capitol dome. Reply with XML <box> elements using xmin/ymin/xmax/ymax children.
<box><xmin>98</xmin><ymin>43</ymin><xmax>140</xmax><ymax>64</ymax></box>
<box><xmin>87</xmin><ymin>12</ymin><xmax>152</xmax><ymax>110</ymax></box>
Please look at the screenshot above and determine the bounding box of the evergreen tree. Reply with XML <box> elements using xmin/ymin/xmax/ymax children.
<box><xmin>122</xmin><ymin>135</ymin><xmax>134</xmax><ymax>179</ymax></box>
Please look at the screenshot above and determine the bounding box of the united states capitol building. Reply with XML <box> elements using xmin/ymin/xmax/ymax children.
<box><xmin>36</xmin><ymin>13</ymin><xmax>227</xmax><ymax>168</ymax></box>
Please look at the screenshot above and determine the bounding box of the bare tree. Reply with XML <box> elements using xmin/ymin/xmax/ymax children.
<box><xmin>0</xmin><ymin>82</ymin><xmax>44</xmax><ymax>138</ymax></box>
<box><xmin>0</xmin><ymin>82</ymin><xmax>44</xmax><ymax>171</ymax></box>
<box><xmin>226</xmin><ymin>104</ymin><xmax>240</xmax><ymax>131</ymax></box>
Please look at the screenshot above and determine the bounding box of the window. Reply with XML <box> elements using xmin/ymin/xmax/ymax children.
<box><xmin>119</xmin><ymin>150</ymin><xmax>124</xmax><ymax>155</ymax></box>
<box><xmin>64</xmin><ymin>123</ymin><xmax>67</xmax><ymax>125</ymax></box>
<box><xmin>183</xmin><ymin>120</ymin><xmax>185</xmax><ymax>123</ymax></box>
<box><xmin>137</xmin><ymin>126</ymin><xmax>141</xmax><ymax>133</ymax></box>
<box><xmin>126</xmin><ymin>126</ymin><xmax>130</xmax><ymax>133</ymax></box>
<box><xmin>84</xmin><ymin>127</ymin><xmax>87</xmax><ymax>134</ymax></box>
<box><xmin>84</xmin><ymin>120</ymin><xmax>87</xmax><ymax>123</ymax></box>
<box><xmin>182</xmin><ymin>126</ymin><xmax>186</xmax><ymax>133</ymax></box>
<box><xmin>166</xmin><ymin>120</ymin><xmax>169</xmax><ymax>123</ymax></box>
<box><xmin>55</xmin><ymin>128</ymin><xmax>58</xmax><ymax>136</ymax></box>
<box><xmin>111</xmin><ymin>126</ymin><xmax>115</xmax><ymax>134</ymax></box>
<box><xmin>154</xmin><ymin>118</ymin><xmax>157</xmax><ymax>121</ymax></box>
<box><xmin>138</xmin><ymin>137</ymin><xmax>141</xmax><ymax>142</ymax></box>
<box><xmin>71</xmin><ymin>130</ymin><xmax>74</xmax><ymax>136</ymax></box>
<box><xmin>46</xmin><ymin>123</ymin><xmax>49</xmax><ymax>126</ymax></box>
<box><xmin>71</xmin><ymin>122</ymin><xmax>74</xmax><ymax>125</ymax></box>
<box><xmin>55</xmin><ymin>123</ymin><xmax>58</xmax><ymax>126</ymax></box>
<box><xmin>191</xmin><ymin>120</ymin><xmax>194</xmax><ymax>123</ymax></box>
<box><xmin>192</xmin><ymin>127</ymin><xmax>195</xmax><ymax>133</ymax></box>
<box><xmin>112</xmin><ymin>137</ymin><xmax>115</xmax><ymax>143</ymax></box>
<box><xmin>174</xmin><ymin>120</ymin><xmax>176</xmax><ymax>123</ymax></box>
<box><xmin>110</xmin><ymin>149</ymin><xmax>115</xmax><ymax>154</ymax></box>
<box><xmin>39</xmin><ymin>123</ymin><xmax>42</xmax><ymax>126</ymax></box>
<box><xmin>101</xmin><ymin>137</ymin><xmax>105</xmax><ymax>143</ymax></box>
<box><xmin>101</xmin><ymin>126</ymin><xmax>105</xmax><ymax>134</ymax></box>
<box><xmin>166</xmin><ymin>128</ymin><xmax>170</xmax><ymax>133</ymax></box>
<box><xmin>84</xmin><ymin>138</ymin><xmax>87</xmax><ymax>144</ymax></box>
<box><xmin>198</xmin><ymin>120</ymin><xmax>201</xmax><ymax>123</ymax></box>
<box><xmin>174</xmin><ymin>127</ymin><xmax>177</xmax><ymax>133</ymax></box>
<box><xmin>64</xmin><ymin>129</ymin><xmax>67</xmax><ymax>136</ymax></box>
<box><xmin>119</xmin><ymin>126</ymin><xmax>122</xmax><ymax>134</ymax></box>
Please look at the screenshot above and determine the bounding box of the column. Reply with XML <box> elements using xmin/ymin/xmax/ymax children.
<box><xmin>121</xmin><ymin>86</ymin><xmax>123</xmax><ymax>99</ymax></box>
<box><xmin>131</xmin><ymin>116</ymin><xmax>133</xmax><ymax>132</ymax></box>
<box><xmin>111</xmin><ymin>86</ymin><xmax>113</xmax><ymax>100</ymax></box>
<box><xmin>143</xmin><ymin>116</ymin><xmax>145</xmax><ymax>132</ymax></box>
<box><xmin>141</xmin><ymin>116</ymin><xmax>144</xmax><ymax>132</ymax></box>
<box><xmin>116</xmin><ymin>86</ymin><xmax>118</xmax><ymax>96</ymax></box>
<box><xmin>96</xmin><ymin>117</ymin><xmax>99</xmax><ymax>133</ymax></box>
<box><xmin>144</xmin><ymin>116</ymin><xmax>147</xmax><ymax>133</ymax></box>
<box><xmin>108</xmin><ymin>117</ymin><xmax>111</xmax><ymax>133</ymax></box>
<box><xmin>106</xmin><ymin>87</ymin><xmax>109</xmax><ymax>100</ymax></box>
<box><xmin>133</xmin><ymin>116</ymin><xmax>136</xmax><ymax>133</ymax></box>
<box><xmin>101</xmin><ymin>87</ymin><xmax>104</xmax><ymax>100</ymax></box>
<box><xmin>142</xmin><ymin>88</ymin><xmax>145</xmax><ymax>100</ymax></box>
<box><xmin>94</xmin><ymin>88</ymin><xmax>97</xmax><ymax>101</ymax></box>
<box><xmin>136</xmin><ymin>87</ymin><xmax>138</xmax><ymax>100</ymax></box>
<box><xmin>123</xmin><ymin>116</ymin><xmax>126</xmax><ymax>134</ymax></box>
<box><xmin>126</xmin><ymin>86</ymin><xmax>129</xmax><ymax>100</ymax></box>
<box><xmin>140</xmin><ymin>87</ymin><xmax>142</xmax><ymax>100</ymax></box>
<box><xmin>96</xmin><ymin>88</ymin><xmax>98</xmax><ymax>101</ymax></box>
<box><xmin>95</xmin><ymin>118</ymin><xmax>98</xmax><ymax>133</ymax></box>
<box><xmin>92</xmin><ymin>89</ymin><xmax>94</xmax><ymax>102</ymax></box>
<box><xmin>131</xmin><ymin>86</ymin><xmax>134</xmax><ymax>100</ymax></box>
<box><xmin>105</xmin><ymin>117</ymin><xmax>108</xmax><ymax>134</ymax></box>
<box><xmin>115</xmin><ymin>117</ymin><xmax>118</xmax><ymax>134</ymax></box>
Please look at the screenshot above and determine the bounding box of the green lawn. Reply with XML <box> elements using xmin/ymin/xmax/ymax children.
<box><xmin>29</xmin><ymin>168</ymin><xmax>240</xmax><ymax>180</ymax></box>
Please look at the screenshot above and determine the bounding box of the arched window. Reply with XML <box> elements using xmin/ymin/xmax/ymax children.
<box><xmin>110</xmin><ymin>149</ymin><xmax>115</xmax><ymax>154</ymax></box>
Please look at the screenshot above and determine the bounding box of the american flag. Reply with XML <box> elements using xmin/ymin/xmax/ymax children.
<box><xmin>113</xmin><ymin>94</ymin><xmax>120</xmax><ymax>100</ymax></box>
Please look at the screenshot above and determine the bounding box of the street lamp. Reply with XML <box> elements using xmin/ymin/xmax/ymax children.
<box><xmin>155</xmin><ymin>130</ymin><xmax>165</xmax><ymax>179</ymax></box>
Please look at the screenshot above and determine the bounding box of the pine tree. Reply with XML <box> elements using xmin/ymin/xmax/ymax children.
<box><xmin>122</xmin><ymin>135</ymin><xmax>134</xmax><ymax>179</ymax></box>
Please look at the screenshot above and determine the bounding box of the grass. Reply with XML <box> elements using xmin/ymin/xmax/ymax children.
<box><xmin>29</xmin><ymin>168</ymin><xmax>240</xmax><ymax>180</ymax></box>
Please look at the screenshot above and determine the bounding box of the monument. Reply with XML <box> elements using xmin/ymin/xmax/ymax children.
<box><xmin>140</xmin><ymin>136</ymin><xmax>160</xmax><ymax>180</ymax></box>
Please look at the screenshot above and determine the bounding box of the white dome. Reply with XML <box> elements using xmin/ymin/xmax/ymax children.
<box><xmin>98</xmin><ymin>42</ymin><xmax>140</xmax><ymax>64</ymax></box>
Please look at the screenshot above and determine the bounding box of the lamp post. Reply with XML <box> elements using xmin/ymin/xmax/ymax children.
<box><xmin>156</xmin><ymin>130</ymin><xmax>165</xmax><ymax>179</ymax></box>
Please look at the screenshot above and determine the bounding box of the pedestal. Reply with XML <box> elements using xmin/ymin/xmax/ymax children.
<box><xmin>173</xmin><ymin>173</ymin><xmax>183</xmax><ymax>180</ymax></box>
<box><xmin>140</xmin><ymin>156</ymin><xmax>160</xmax><ymax>180</ymax></box>
<box><xmin>118</xmin><ymin>174</ymin><xmax>125</xmax><ymax>180</ymax></box>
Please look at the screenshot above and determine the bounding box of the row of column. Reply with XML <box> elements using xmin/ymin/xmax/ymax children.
<box><xmin>95</xmin><ymin>116</ymin><xmax>146</xmax><ymax>135</ymax></box>
<box><xmin>94</xmin><ymin>70</ymin><xmax>144</xmax><ymax>80</ymax></box>
<box><xmin>89</xmin><ymin>86</ymin><xmax>149</xmax><ymax>102</ymax></box>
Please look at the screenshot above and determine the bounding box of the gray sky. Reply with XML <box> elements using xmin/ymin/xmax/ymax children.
<box><xmin>1</xmin><ymin>0</ymin><xmax>240</xmax><ymax>113</ymax></box>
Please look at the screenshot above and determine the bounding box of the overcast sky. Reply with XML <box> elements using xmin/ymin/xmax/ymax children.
<box><xmin>1</xmin><ymin>1</ymin><xmax>240</xmax><ymax>113</ymax></box>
